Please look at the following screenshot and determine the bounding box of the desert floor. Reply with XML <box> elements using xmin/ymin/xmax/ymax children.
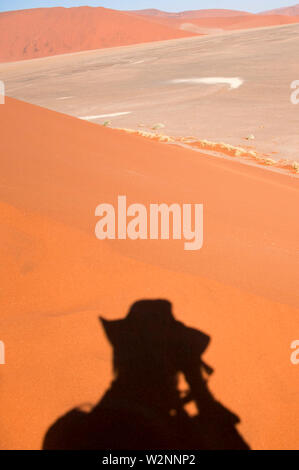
<box><xmin>1</xmin><ymin>23</ymin><xmax>299</xmax><ymax>162</ymax></box>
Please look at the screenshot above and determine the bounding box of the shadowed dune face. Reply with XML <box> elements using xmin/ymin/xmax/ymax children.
<box><xmin>0</xmin><ymin>98</ymin><xmax>298</xmax><ymax>449</ymax></box>
<box><xmin>0</xmin><ymin>6</ymin><xmax>195</xmax><ymax>63</ymax></box>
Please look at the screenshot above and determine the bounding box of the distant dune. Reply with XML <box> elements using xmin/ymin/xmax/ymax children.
<box><xmin>129</xmin><ymin>8</ymin><xmax>253</xmax><ymax>18</ymax></box>
<box><xmin>183</xmin><ymin>14</ymin><xmax>299</xmax><ymax>31</ymax></box>
<box><xmin>260</xmin><ymin>3</ymin><xmax>299</xmax><ymax>16</ymax></box>
<box><xmin>1</xmin><ymin>6</ymin><xmax>299</xmax><ymax>63</ymax></box>
<box><xmin>131</xmin><ymin>10</ymin><xmax>299</xmax><ymax>32</ymax></box>
<box><xmin>0</xmin><ymin>6</ymin><xmax>195</xmax><ymax>63</ymax></box>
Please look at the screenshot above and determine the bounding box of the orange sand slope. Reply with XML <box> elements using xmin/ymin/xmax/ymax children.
<box><xmin>0</xmin><ymin>98</ymin><xmax>298</xmax><ymax>450</ymax></box>
<box><xmin>0</xmin><ymin>7</ymin><xmax>195</xmax><ymax>63</ymax></box>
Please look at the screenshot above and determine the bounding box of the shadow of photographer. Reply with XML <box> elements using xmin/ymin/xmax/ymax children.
<box><xmin>43</xmin><ymin>299</ymin><xmax>250</xmax><ymax>450</ymax></box>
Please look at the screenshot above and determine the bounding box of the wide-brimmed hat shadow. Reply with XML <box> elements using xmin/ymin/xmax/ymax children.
<box><xmin>43</xmin><ymin>299</ymin><xmax>250</xmax><ymax>450</ymax></box>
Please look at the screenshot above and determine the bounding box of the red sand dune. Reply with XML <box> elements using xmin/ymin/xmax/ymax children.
<box><xmin>1</xmin><ymin>6</ymin><xmax>298</xmax><ymax>64</ymax></box>
<box><xmin>260</xmin><ymin>3</ymin><xmax>299</xmax><ymax>16</ymax></box>
<box><xmin>0</xmin><ymin>6</ymin><xmax>195</xmax><ymax>63</ymax></box>
<box><xmin>182</xmin><ymin>14</ymin><xmax>299</xmax><ymax>31</ymax></box>
<box><xmin>131</xmin><ymin>11</ymin><xmax>299</xmax><ymax>31</ymax></box>
<box><xmin>0</xmin><ymin>98</ymin><xmax>298</xmax><ymax>449</ymax></box>
<box><xmin>219</xmin><ymin>14</ymin><xmax>299</xmax><ymax>29</ymax></box>
<box><xmin>129</xmin><ymin>8</ymin><xmax>253</xmax><ymax>18</ymax></box>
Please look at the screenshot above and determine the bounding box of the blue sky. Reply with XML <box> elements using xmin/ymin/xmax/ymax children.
<box><xmin>0</xmin><ymin>1</ymin><xmax>294</xmax><ymax>14</ymax></box>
